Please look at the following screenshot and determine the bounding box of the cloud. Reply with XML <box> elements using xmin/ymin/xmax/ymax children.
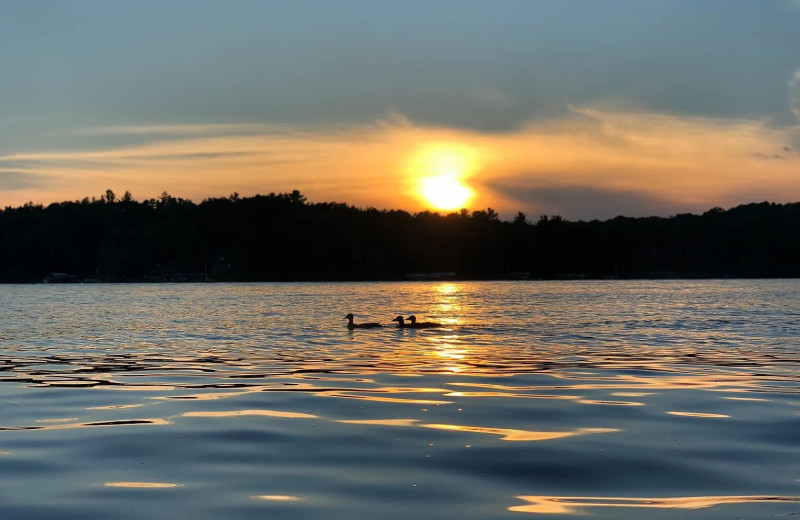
<box><xmin>75</xmin><ymin>124</ymin><xmax>275</xmax><ymax>136</ymax></box>
<box><xmin>487</xmin><ymin>184</ymin><xmax>679</xmax><ymax>221</ymax></box>
<box><xmin>0</xmin><ymin>170</ymin><xmax>48</xmax><ymax>191</ymax></box>
<box><xmin>472</xmin><ymin>108</ymin><xmax>800</xmax><ymax>216</ymax></box>
<box><xmin>2</xmin><ymin>107</ymin><xmax>800</xmax><ymax>218</ymax></box>
<box><xmin>790</xmin><ymin>68</ymin><xmax>800</xmax><ymax>121</ymax></box>
<box><xmin>469</xmin><ymin>87</ymin><xmax>515</xmax><ymax>111</ymax></box>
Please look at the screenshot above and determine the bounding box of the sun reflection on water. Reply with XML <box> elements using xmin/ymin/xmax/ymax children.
<box><xmin>337</xmin><ymin>418</ymin><xmax>618</xmax><ymax>442</ymax></box>
<box><xmin>425</xmin><ymin>336</ymin><xmax>472</xmax><ymax>374</ymax></box>
<box><xmin>423</xmin><ymin>424</ymin><xmax>619</xmax><ymax>442</ymax></box>
<box><xmin>104</xmin><ymin>482</ymin><xmax>182</xmax><ymax>489</ymax></box>
<box><xmin>431</xmin><ymin>283</ymin><xmax>465</xmax><ymax>324</ymax></box>
<box><xmin>183</xmin><ymin>409</ymin><xmax>317</xmax><ymax>419</ymax></box>
<box><xmin>509</xmin><ymin>495</ymin><xmax>800</xmax><ymax>514</ymax></box>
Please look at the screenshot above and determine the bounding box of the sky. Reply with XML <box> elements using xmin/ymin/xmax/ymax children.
<box><xmin>1</xmin><ymin>0</ymin><xmax>800</xmax><ymax>220</ymax></box>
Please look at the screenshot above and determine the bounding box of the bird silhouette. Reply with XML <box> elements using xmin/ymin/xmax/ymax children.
<box><xmin>407</xmin><ymin>315</ymin><xmax>444</xmax><ymax>329</ymax></box>
<box><xmin>392</xmin><ymin>315</ymin><xmax>409</xmax><ymax>328</ymax></box>
<box><xmin>344</xmin><ymin>313</ymin><xmax>382</xmax><ymax>329</ymax></box>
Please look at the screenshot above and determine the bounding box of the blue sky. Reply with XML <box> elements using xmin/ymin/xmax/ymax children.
<box><xmin>2</xmin><ymin>1</ymin><xmax>800</xmax><ymax>218</ymax></box>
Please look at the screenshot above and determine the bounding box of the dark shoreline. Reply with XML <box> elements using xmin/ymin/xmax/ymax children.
<box><xmin>3</xmin><ymin>190</ymin><xmax>799</xmax><ymax>283</ymax></box>
<box><xmin>25</xmin><ymin>275</ymin><xmax>800</xmax><ymax>285</ymax></box>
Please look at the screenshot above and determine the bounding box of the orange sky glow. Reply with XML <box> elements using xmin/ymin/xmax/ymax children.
<box><xmin>2</xmin><ymin>107</ymin><xmax>799</xmax><ymax>219</ymax></box>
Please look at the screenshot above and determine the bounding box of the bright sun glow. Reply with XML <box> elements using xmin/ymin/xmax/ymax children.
<box><xmin>409</xmin><ymin>143</ymin><xmax>477</xmax><ymax>211</ymax></box>
<box><xmin>421</xmin><ymin>177</ymin><xmax>472</xmax><ymax>211</ymax></box>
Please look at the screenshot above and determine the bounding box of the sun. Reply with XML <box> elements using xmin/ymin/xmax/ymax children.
<box><xmin>421</xmin><ymin>176</ymin><xmax>472</xmax><ymax>211</ymax></box>
<box><xmin>409</xmin><ymin>143</ymin><xmax>477</xmax><ymax>211</ymax></box>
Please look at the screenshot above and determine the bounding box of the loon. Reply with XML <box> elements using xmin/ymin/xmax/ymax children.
<box><xmin>407</xmin><ymin>315</ymin><xmax>444</xmax><ymax>329</ymax></box>
<box><xmin>392</xmin><ymin>315</ymin><xmax>409</xmax><ymax>328</ymax></box>
<box><xmin>344</xmin><ymin>313</ymin><xmax>382</xmax><ymax>329</ymax></box>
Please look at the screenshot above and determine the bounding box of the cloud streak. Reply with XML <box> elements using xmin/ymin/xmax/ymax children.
<box><xmin>790</xmin><ymin>68</ymin><xmax>800</xmax><ymax>121</ymax></box>
<box><xmin>75</xmin><ymin>124</ymin><xmax>277</xmax><ymax>136</ymax></box>
<box><xmin>2</xmin><ymin>108</ymin><xmax>799</xmax><ymax>219</ymax></box>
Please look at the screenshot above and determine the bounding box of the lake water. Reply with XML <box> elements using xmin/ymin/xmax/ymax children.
<box><xmin>0</xmin><ymin>281</ymin><xmax>799</xmax><ymax>519</ymax></box>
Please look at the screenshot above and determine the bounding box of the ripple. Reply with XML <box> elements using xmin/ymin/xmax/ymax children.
<box><xmin>423</xmin><ymin>424</ymin><xmax>620</xmax><ymax>441</ymax></box>
<box><xmin>104</xmin><ymin>482</ymin><xmax>183</xmax><ymax>489</ymax></box>
<box><xmin>251</xmin><ymin>495</ymin><xmax>303</xmax><ymax>502</ymax></box>
<box><xmin>509</xmin><ymin>495</ymin><xmax>800</xmax><ymax>514</ymax></box>
<box><xmin>1</xmin><ymin>281</ymin><xmax>799</xmax><ymax>520</ymax></box>
<box><xmin>183</xmin><ymin>409</ymin><xmax>317</xmax><ymax>419</ymax></box>
<box><xmin>667</xmin><ymin>411</ymin><xmax>731</xmax><ymax>418</ymax></box>
<box><xmin>0</xmin><ymin>418</ymin><xmax>170</xmax><ymax>431</ymax></box>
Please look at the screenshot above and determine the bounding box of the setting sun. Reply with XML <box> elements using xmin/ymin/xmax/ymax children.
<box><xmin>421</xmin><ymin>176</ymin><xmax>472</xmax><ymax>211</ymax></box>
<box><xmin>409</xmin><ymin>143</ymin><xmax>478</xmax><ymax>211</ymax></box>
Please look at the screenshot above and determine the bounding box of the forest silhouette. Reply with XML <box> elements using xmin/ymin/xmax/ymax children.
<box><xmin>1</xmin><ymin>189</ymin><xmax>798</xmax><ymax>282</ymax></box>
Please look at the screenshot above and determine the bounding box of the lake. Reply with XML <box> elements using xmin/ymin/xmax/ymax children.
<box><xmin>0</xmin><ymin>281</ymin><xmax>799</xmax><ymax>519</ymax></box>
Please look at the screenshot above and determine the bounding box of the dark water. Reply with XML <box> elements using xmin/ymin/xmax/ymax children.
<box><xmin>0</xmin><ymin>281</ymin><xmax>799</xmax><ymax>519</ymax></box>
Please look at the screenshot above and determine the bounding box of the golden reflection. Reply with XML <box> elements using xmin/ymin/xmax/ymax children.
<box><xmin>448</xmin><ymin>382</ymin><xmax>540</xmax><ymax>390</ymax></box>
<box><xmin>435</xmin><ymin>283</ymin><xmax>458</xmax><ymax>295</ymax></box>
<box><xmin>722</xmin><ymin>396</ymin><xmax>770</xmax><ymax>402</ymax></box>
<box><xmin>105</xmin><ymin>482</ymin><xmax>182</xmax><ymax>489</ymax></box>
<box><xmin>532</xmin><ymin>372</ymin><xmax>765</xmax><ymax>393</ymax></box>
<box><xmin>431</xmin><ymin>283</ymin><xmax>465</xmax><ymax>322</ymax></box>
<box><xmin>87</xmin><ymin>404</ymin><xmax>146</xmax><ymax>410</ymax></box>
<box><xmin>0</xmin><ymin>418</ymin><xmax>170</xmax><ymax>431</ymax></box>
<box><xmin>436</xmin><ymin>350</ymin><xmax>465</xmax><ymax>361</ymax></box>
<box><xmin>422</xmin><ymin>334</ymin><xmax>473</xmax><ymax>374</ymax></box>
<box><xmin>152</xmin><ymin>391</ymin><xmax>254</xmax><ymax>401</ymax></box>
<box><xmin>153</xmin><ymin>386</ymin><xmax>289</xmax><ymax>401</ymax></box>
<box><xmin>509</xmin><ymin>495</ymin><xmax>800</xmax><ymax>514</ymax></box>
<box><xmin>578</xmin><ymin>399</ymin><xmax>644</xmax><ymax>406</ymax></box>
<box><xmin>422</xmin><ymin>424</ymin><xmax>618</xmax><ymax>441</ymax></box>
<box><xmin>336</xmin><ymin>418</ymin><xmax>618</xmax><ymax>442</ymax></box>
<box><xmin>338</xmin><ymin>418</ymin><xmax>420</xmax><ymax>427</ymax></box>
<box><xmin>34</xmin><ymin>381</ymin><xmax>97</xmax><ymax>387</ymax></box>
<box><xmin>445</xmin><ymin>391</ymin><xmax>579</xmax><ymax>400</ymax></box>
<box><xmin>109</xmin><ymin>385</ymin><xmax>178</xmax><ymax>391</ymax></box>
<box><xmin>355</xmin><ymin>386</ymin><xmax>450</xmax><ymax>394</ymax></box>
<box><xmin>252</xmin><ymin>495</ymin><xmax>302</xmax><ymax>501</ymax></box>
<box><xmin>295</xmin><ymin>375</ymin><xmax>376</xmax><ymax>384</ymax></box>
<box><xmin>667</xmin><ymin>411</ymin><xmax>730</xmax><ymax>418</ymax></box>
<box><xmin>183</xmin><ymin>409</ymin><xmax>317</xmax><ymax>419</ymax></box>
<box><xmin>322</xmin><ymin>393</ymin><xmax>451</xmax><ymax>405</ymax></box>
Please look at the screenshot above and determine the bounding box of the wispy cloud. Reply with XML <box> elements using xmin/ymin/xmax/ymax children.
<box><xmin>469</xmin><ymin>87</ymin><xmax>515</xmax><ymax>111</ymax></box>
<box><xmin>2</xmin><ymin>109</ymin><xmax>800</xmax><ymax>218</ymax></box>
<box><xmin>75</xmin><ymin>124</ymin><xmax>272</xmax><ymax>136</ymax></box>
<box><xmin>790</xmin><ymin>68</ymin><xmax>800</xmax><ymax>121</ymax></box>
<box><xmin>0</xmin><ymin>170</ymin><xmax>49</xmax><ymax>190</ymax></box>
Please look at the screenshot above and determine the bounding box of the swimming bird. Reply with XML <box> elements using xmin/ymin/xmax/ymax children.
<box><xmin>407</xmin><ymin>315</ymin><xmax>444</xmax><ymax>329</ymax></box>
<box><xmin>392</xmin><ymin>315</ymin><xmax>409</xmax><ymax>328</ymax></box>
<box><xmin>344</xmin><ymin>313</ymin><xmax>382</xmax><ymax>329</ymax></box>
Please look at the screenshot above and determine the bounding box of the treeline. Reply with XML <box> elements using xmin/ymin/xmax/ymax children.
<box><xmin>1</xmin><ymin>189</ymin><xmax>799</xmax><ymax>282</ymax></box>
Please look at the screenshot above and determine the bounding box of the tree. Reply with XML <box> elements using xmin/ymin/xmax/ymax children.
<box><xmin>513</xmin><ymin>212</ymin><xmax>529</xmax><ymax>226</ymax></box>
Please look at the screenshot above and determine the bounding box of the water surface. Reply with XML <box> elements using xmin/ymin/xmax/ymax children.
<box><xmin>1</xmin><ymin>281</ymin><xmax>799</xmax><ymax>519</ymax></box>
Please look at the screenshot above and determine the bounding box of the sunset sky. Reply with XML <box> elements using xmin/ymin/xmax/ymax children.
<box><xmin>2</xmin><ymin>1</ymin><xmax>800</xmax><ymax>220</ymax></box>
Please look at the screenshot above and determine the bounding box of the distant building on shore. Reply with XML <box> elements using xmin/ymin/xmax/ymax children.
<box><xmin>42</xmin><ymin>273</ymin><xmax>79</xmax><ymax>284</ymax></box>
<box><xmin>405</xmin><ymin>272</ymin><xmax>456</xmax><ymax>281</ymax></box>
